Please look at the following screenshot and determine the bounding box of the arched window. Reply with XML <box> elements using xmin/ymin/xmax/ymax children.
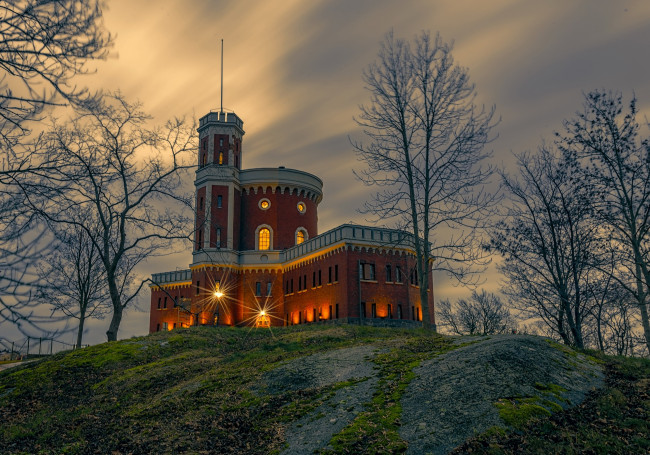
<box><xmin>258</xmin><ymin>228</ymin><xmax>270</xmax><ymax>250</ymax></box>
<box><xmin>295</xmin><ymin>228</ymin><xmax>307</xmax><ymax>245</ymax></box>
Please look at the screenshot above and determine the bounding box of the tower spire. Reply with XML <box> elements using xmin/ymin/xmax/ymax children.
<box><xmin>220</xmin><ymin>39</ymin><xmax>223</xmax><ymax>113</ymax></box>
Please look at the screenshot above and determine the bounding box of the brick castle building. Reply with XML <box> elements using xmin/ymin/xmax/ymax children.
<box><xmin>149</xmin><ymin>109</ymin><xmax>435</xmax><ymax>331</ymax></box>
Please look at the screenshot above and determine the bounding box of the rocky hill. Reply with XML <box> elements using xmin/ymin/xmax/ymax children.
<box><xmin>0</xmin><ymin>325</ymin><xmax>647</xmax><ymax>454</ymax></box>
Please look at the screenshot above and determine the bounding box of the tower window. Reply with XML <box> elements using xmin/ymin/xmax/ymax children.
<box><xmin>259</xmin><ymin>198</ymin><xmax>270</xmax><ymax>210</ymax></box>
<box><xmin>219</xmin><ymin>138</ymin><xmax>223</xmax><ymax>147</ymax></box>
<box><xmin>335</xmin><ymin>264</ymin><xmax>338</xmax><ymax>282</ymax></box>
<box><xmin>297</xmin><ymin>202</ymin><xmax>306</xmax><ymax>213</ymax></box>
<box><xmin>219</xmin><ymin>152</ymin><xmax>223</xmax><ymax>165</ymax></box>
<box><xmin>258</xmin><ymin>227</ymin><xmax>270</xmax><ymax>250</ymax></box>
<box><xmin>255</xmin><ymin>282</ymin><xmax>261</xmax><ymax>297</ymax></box>
<box><xmin>267</xmin><ymin>282</ymin><xmax>272</xmax><ymax>296</ymax></box>
<box><xmin>360</xmin><ymin>262</ymin><xmax>375</xmax><ymax>281</ymax></box>
<box><xmin>216</xmin><ymin>228</ymin><xmax>221</xmax><ymax>247</ymax></box>
<box><xmin>217</xmin><ymin>195</ymin><xmax>222</xmax><ymax>208</ymax></box>
<box><xmin>395</xmin><ymin>266</ymin><xmax>402</xmax><ymax>283</ymax></box>
<box><xmin>199</xmin><ymin>197</ymin><xmax>203</xmax><ymax>210</ymax></box>
<box><xmin>386</xmin><ymin>265</ymin><xmax>392</xmax><ymax>282</ymax></box>
<box><xmin>296</xmin><ymin>229</ymin><xmax>306</xmax><ymax>245</ymax></box>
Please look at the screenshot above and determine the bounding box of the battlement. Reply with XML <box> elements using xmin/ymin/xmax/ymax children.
<box><xmin>198</xmin><ymin>110</ymin><xmax>244</xmax><ymax>133</ymax></box>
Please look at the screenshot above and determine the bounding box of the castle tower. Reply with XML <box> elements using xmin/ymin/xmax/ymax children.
<box><xmin>194</xmin><ymin>111</ymin><xmax>245</xmax><ymax>259</ymax></box>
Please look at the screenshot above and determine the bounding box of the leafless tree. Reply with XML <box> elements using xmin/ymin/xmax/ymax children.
<box><xmin>490</xmin><ymin>147</ymin><xmax>600</xmax><ymax>349</ymax></box>
<box><xmin>36</xmin><ymin>219</ymin><xmax>109</xmax><ymax>348</ymax></box>
<box><xmin>16</xmin><ymin>92</ymin><xmax>197</xmax><ymax>341</ymax></box>
<box><xmin>353</xmin><ymin>31</ymin><xmax>498</xmax><ymax>330</ymax></box>
<box><xmin>438</xmin><ymin>290</ymin><xmax>515</xmax><ymax>336</ymax></box>
<box><xmin>559</xmin><ymin>90</ymin><xmax>650</xmax><ymax>354</ymax></box>
<box><xmin>0</xmin><ymin>0</ymin><xmax>112</xmax><ymax>147</ymax></box>
<box><xmin>0</xmin><ymin>0</ymin><xmax>111</xmax><ymax>336</ymax></box>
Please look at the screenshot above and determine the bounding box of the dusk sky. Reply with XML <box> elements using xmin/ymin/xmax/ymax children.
<box><xmin>5</xmin><ymin>0</ymin><xmax>650</xmax><ymax>345</ymax></box>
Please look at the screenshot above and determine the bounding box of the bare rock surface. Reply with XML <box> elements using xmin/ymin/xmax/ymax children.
<box><xmin>260</xmin><ymin>344</ymin><xmax>382</xmax><ymax>454</ymax></box>
<box><xmin>399</xmin><ymin>335</ymin><xmax>604</xmax><ymax>455</ymax></box>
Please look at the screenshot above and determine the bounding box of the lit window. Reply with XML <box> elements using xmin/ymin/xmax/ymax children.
<box><xmin>297</xmin><ymin>202</ymin><xmax>306</xmax><ymax>213</ymax></box>
<box><xmin>296</xmin><ymin>230</ymin><xmax>305</xmax><ymax>244</ymax></box>
<box><xmin>258</xmin><ymin>228</ymin><xmax>270</xmax><ymax>250</ymax></box>
<box><xmin>259</xmin><ymin>199</ymin><xmax>270</xmax><ymax>210</ymax></box>
<box><xmin>219</xmin><ymin>152</ymin><xmax>223</xmax><ymax>165</ymax></box>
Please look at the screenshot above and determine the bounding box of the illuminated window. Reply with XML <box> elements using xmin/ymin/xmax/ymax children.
<box><xmin>258</xmin><ymin>228</ymin><xmax>270</xmax><ymax>250</ymax></box>
<box><xmin>219</xmin><ymin>152</ymin><xmax>223</xmax><ymax>165</ymax></box>
<box><xmin>259</xmin><ymin>199</ymin><xmax>270</xmax><ymax>210</ymax></box>
<box><xmin>297</xmin><ymin>202</ymin><xmax>306</xmax><ymax>213</ymax></box>
<box><xmin>296</xmin><ymin>229</ymin><xmax>306</xmax><ymax>245</ymax></box>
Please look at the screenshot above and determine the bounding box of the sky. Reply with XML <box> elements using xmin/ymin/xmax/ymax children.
<box><xmin>5</xmin><ymin>0</ymin><xmax>650</xmax><ymax>346</ymax></box>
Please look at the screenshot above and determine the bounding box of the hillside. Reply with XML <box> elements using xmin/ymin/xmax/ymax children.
<box><xmin>0</xmin><ymin>325</ymin><xmax>648</xmax><ymax>454</ymax></box>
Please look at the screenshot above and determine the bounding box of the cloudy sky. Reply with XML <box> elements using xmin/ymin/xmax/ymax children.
<box><xmin>6</xmin><ymin>0</ymin><xmax>650</xmax><ymax>346</ymax></box>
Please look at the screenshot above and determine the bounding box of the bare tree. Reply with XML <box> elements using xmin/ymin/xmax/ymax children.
<box><xmin>0</xmin><ymin>0</ymin><xmax>112</xmax><ymax>147</ymax></box>
<box><xmin>353</xmin><ymin>31</ymin><xmax>498</xmax><ymax>329</ymax></box>
<box><xmin>0</xmin><ymin>0</ymin><xmax>111</xmax><ymax>336</ymax></box>
<box><xmin>438</xmin><ymin>290</ymin><xmax>515</xmax><ymax>335</ymax></box>
<box><xmin>559</xmin><ymin>90</ymin><xmax>650</xmax><ymax>354</ymax></box>
<box><xmin>36</xmin><ymin>219</ymin><xmax>109</xmax><ymax>348</ymax></box>
<box><xmin>490</xmin><ymin>147</ymin><xmax>599</xmax><ymax>349</ymax></box>
<box><xmin>17</xmin><ymin>93</ymin><xmax>197</xmax><ymax>341</ymax></box>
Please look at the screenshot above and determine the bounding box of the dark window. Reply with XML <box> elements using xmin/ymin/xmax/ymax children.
<box><xmin>256</xmin><ymin>282</ymin><xmax>261</xmax><ymax>296</ymax></box>
<box><xmin>197</xmin><ymin>229</ymin><xmax>202</xmax><ymax>247</ymax></box>
<box><xmin>360</xmin><ymin>263</ymin><xmax>375</xmax><ymax>281</ymax></box>
<box><xmin>199</xmin><ymin>197</ymin><xmax>203</xmax><ymax>210</ymax></box>
<box><xmin>299</xmin><ymin>311</ymin><xmax>302</xmax><ymax>324</ymax></box>
<box><xmin>217</xmin><ymin>195</ymin><xmax>222</xmax><ymax>208</ymax></box>
<box><xmin>328</xmin><ymin>266</ymin><xmax>332</xmax><ymax>283</ymax></box>
<box><xmin>334</xmin><ymin>264</ymin><xmax>338</xmax><ymax>282</ymax></box>
<box><xmin>388</xmin><ymin>304</ymin><xmax>392</xmax><ymax>319</ymax></box>
<box><xmin>156</xmin><ymin>323</ymin><xmax>160</xmax><ymax>332</ymax></box>
<box><xmin>298</xmin><ymin>276</ymin><xmax>302</xmax><ymax>291</ymax></box>
<box><xmin>196</xmin><ymin>281</ymin><xmax>200</xmax><ymax>295</ymax></box>
<box><xmin>157</xmin><ymin>298</ymin><xmax>161</xmax><ymax>309</ymax></box>
<box><xmin>267</xmin><ymin>282</ymin><xmax>272</xmax><ymax>296</ymax></box>
<box><xmin>329</xmin><ymin>304</ymin><xmax>333</xmax><ymax>320</ymax></box>
<box><xmin>286</xmin><ymin>313</ymin><xmax>289</xmax><ymax>326</ymax></box>
<box><xmin>291</xmin><ymin>278</ymin><xmax>294</xmax><ymax>293</ymax></box>
<box><xmin>173</xmin><ymin>323</ymin><xmax>177</xmax><ymax>329</ymax></box>
<box><xmin>371</xmin><ymin>303</ymin><xmax>376</xmax><ymax>318</ymax></box>
<box><xmin>386</xmin><ymin>265</ymin><xmax>392</xmax><ymax>282</ymax></box>
<box><xmin>360</xmin><ymin>303</ymin><xmax>366</xmax><ymax>318</ymax></box>
<box><xmin>395</xmin><ymin>266</ymin><xmax>402</xmax><ymax>283</ymax></box>
<box><xmin>163</xmin><ymin>297</ymin><xmax>167</xmax><ymax>309</ymax></box>
<box><xmin>318</xmin><ymin>270</ymin><xmax>322</xmax><ymax>286</ymax></box>
<box><xmin>303</xmin><ymin>275</ymin><xmax>307</xmax><ymax>290</ymax></box>
<box><xmin>174</xmin><ymin>296</ymin><xmax>178</xmax><ymax>307</ymax></box>
<box><xmin>335</xmin><ymin>303</ymin><xmax>339</xmax><ymax>319</ymax></box>
<box><xmin>312</xmin><ymin>271</ymin><xmax>316</xmax><ymax>288</ymax></box>
<box><xmin>313</xmin><ymin>308</ymin><xmax>317</xmax><ymax>322</ymax></box>
<box><xmin>398</xmin><ymin>304</ymin><xmax>403</xmax><ymax>320</ymax></box>
<box><xmin>219</xmin><ymin>138</ymin><xmax>223</xmax><ymax>146</ymax></box>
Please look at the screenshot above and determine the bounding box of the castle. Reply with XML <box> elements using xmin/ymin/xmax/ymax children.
<box><xmin>149</xmin><ymin>109</ymin><xmax>435</xmax><ymax>331</ymax></box>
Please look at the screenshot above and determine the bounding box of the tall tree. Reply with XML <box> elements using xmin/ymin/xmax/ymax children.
<box><xmin>491</xmin><ymin>147</ymin><xmax>599</xmax><ymax>348</ymax></box>
<box><xmin>17</xmin><ymin>93</ymin><xmax>196</xmax><ymax>341</ymax></box>
<box><xmin>0</xmin><ymin>0</ymin><xmax>112</xmax><ymax>334</ymax></box>
<box><xmin>353</xmin><ymin>31</ymin><xmax>497</xmax><ymax>329</ymax></box>
<box><xmin>559</xmin><ymin>90</ymin><xmax>650</xmax><ymax>354</ymax></box>
<box><xmin>36</xmin><ymin>220</ymin><xmax>109</xmax><ymax>348</ymax></box>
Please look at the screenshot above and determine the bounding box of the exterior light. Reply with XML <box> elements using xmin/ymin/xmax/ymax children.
<box><xmin>260</xmin><ymin>310</ymin><xmax>266</xmax><ymax>316</ymax></box>
<box><xmin>214</xmin><ymin>290</ymin><xmax>224</xmax><ymax>299</ymax></box>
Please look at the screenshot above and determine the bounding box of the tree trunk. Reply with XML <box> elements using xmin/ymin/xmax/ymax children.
<box><xmin>76</xmin><ymin>312</ymin><xmax>86</xmax><ymax>349</ymax></box>
<box><xmin>106</xmin><ymin>304</ymin><xmax>123</xmax><ymax>341</ymax></box>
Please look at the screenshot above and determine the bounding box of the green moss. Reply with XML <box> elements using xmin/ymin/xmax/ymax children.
<box><xmin>495</xmin><ymin>398</ymin><xmax>551</xmax><ymax>430</ymax></box>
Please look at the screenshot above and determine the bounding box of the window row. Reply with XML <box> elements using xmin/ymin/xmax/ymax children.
<box><xmin>256</xmin><ymin>226</ymin><xmax>308</xmax><ymax>250</ymax></box>
<box><xmin>285</xmin><ymin>265</ymin><xmax>339</xmax><ymax>294</ymax></box>
<box><xmin>157</xmin><ymin>296</ymin><xmax>180</xmax><ymax>309</ymax></box>
<box><xmin>360</xmin><ymin>302</ymin><xmax>422</xmax><ymax>321</ymax></box>
<box><xmin>359</xmin><ymin>262</ymin><xmax>419</xmax><ymax>285</ymax></box>
<box><xmin>286</xmin><ymin>303</ymin><xmax>340</xmax><ymax>325</ymax></box>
